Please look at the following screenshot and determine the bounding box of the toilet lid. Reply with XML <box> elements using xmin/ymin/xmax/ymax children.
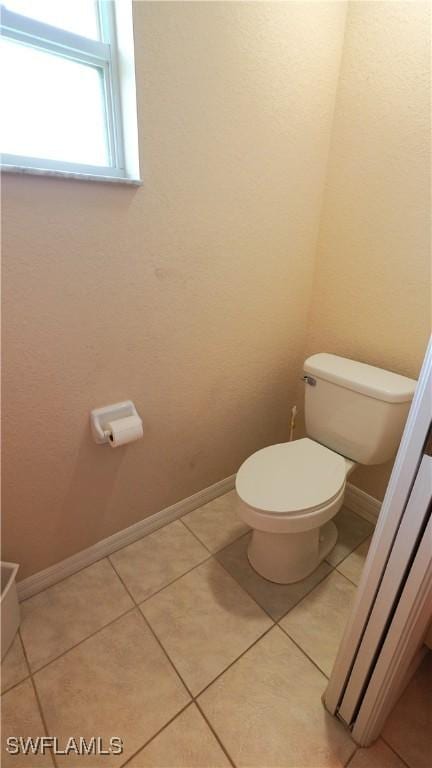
<box><xmin>236</xmin><ymin>438</ymin><xmax>346</xmax><ymax>514</ymax></box>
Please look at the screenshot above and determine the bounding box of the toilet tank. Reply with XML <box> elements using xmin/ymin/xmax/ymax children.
<box><xmin>303</xmin><ymin>354</ymin><xmax>417</xmax><ymax>465</ymax></box>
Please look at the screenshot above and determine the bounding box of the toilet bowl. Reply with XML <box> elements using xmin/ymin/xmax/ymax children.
<box><xmin>236</xmin><ymin>438</ymin><xmax>355</xmax><ymax>583</ymax></box>
<box><xmin>235</xmin><ymin>353</ymin><xmax>417</xmax><ymax>585</ymax></box>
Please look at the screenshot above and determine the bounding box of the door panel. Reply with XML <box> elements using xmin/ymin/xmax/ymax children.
<box><xmin>338</xmin><ymin>455</ymin><xmax>432</xmax><ymax>724</ymax></box>
<box><xmin>324</xmin><ymin>338</ymin><xmax>432</xmax><ymax>733</ymax></box>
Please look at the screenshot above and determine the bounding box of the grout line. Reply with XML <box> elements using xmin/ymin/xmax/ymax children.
<box><xmin>179</xmin><ymin>514</ymin><xmax>215</xmax><ymax>553</ymax></box>
<box><xmin>14</xmin><ymin>518</ymin><xmax>250</xmax><ymax>695</ymax></box>
<box><xmin>14</xmin><ymin>514</ymin><xmax>249</xmax><ymax>687</ymax></box>
<box><xmin>273</xmin><ymin>563</ymin><xmax>337</xmax><ymax>624</ymax></box>
<box><xmin>17</xmin><ymin>630</ymin><xmax>31</xmax><ymax>677</ymax></box>
<box><xmin>214</xmin><ymin>517</ymin><xmax>369</xmax><ymax>625</ymax></box>
<box><xmin>118</xmin><ymin>699</ymin><xmax>238</xmax><ymax>768</ymax></box>
<box><xmin>29</xmin><ymin>676</ymin><xmax>59</xmax><ymax>768</ymax></box>
<box><xmin>116</xmin><ymin>551</ymin><xmax>280</xmax><ymax>707</ymax></box>
<box><xmin>215</xmin><ymin>536</ymin><xmax>338</xmax><ymax>627</ymax></box>
<box><xmin>130</xmin><ymin>553</ymin><xmax>213</xmax><ymax>608</ymax></box>
<box><xmin>277</xmin><ymin>622</ymin><xmax>332</xmax><ymax>681</ymax></box>
<box><xmin>112</xmin><ymin>526</ymin><xmax>252</xmax><ymax>615</ymax></box>
<box><xmin>0</xmin><ymin>675</ymin><xmax>31</xmax><ymax>697</ymax></box>
<box><xmin>210</xmin><ymin>528</ymin><xmax>252</xmax><ymax>563</ymax></box>
<box><xmin>346</xmin><ymin>738</ymin><xmax>412</xmax><ymax>768</ymax></box>
<box><xmin>334</xmin><ymin>537</ymin><xmax>373</xmax><ymax>586</ymax></box>
<box><xmin>102</xmin><ymin>557</ymin><xmax>230</xmax><ymax>768</ymax></box>
<box><xmin>12</xmin><ymin>539</ymin><xmax>213</xmax><ymax>689</ymax></box>
<box><xmin>1</xmin><ymin>633</ymin><xmax>31</xmax><ymax>696</ymax></box>
<box><xmin>213</xmin><ymin>560</ymin><xmax>280</xmax><ymax>624</ymax></box>
<box><xmin>22</xmin><ymin>606</ymin><xmax>137</xmax><ymax>677</ymax></box>
<box><xmin>179</xmin><ymin>503</ymin><xmax>251</xmax><ymax>559</ymax></box>
<box><xmin>105</xmin><ymin>562</ymin><xmax>207</xmax><ymax>765</ymax></box>
<box><xmin>18</xmin><ymin>556</ymin><xmax>114</xmax><ymax>606</ymax></box>
<box><xmin>344</xmin><ymin>747</ymin><xmax>359</xmax><ymax>767</ymax></box>
<box><xmin>381</xmin><ymin>737</ymin><xmax>412</xmax><ymax>768</ymax></box>
<box><xmin>330</xmin><ymin>568</ymin><xmax>363</xmax><ymax>591</ymax></box>
<box><xmin>110</xmin><ymin>559</ymin><xmax>195</xmax><ymax>697</ymax></box>
<box><xmin>193</xmin><ymin>622</ymin><xmax>276</xmax><ymax>700</ymax></box>
<box><xmin>325</xmin><ymin>539</ymin><xmax>372</xmax><ymax>570</ymax></box>
<box><xmin>334</xmin><ymin>570</ymin><xmax>361</xmax><ymax>589</ymax></box>
<box><xmin>112</xmin><ymin>547</ymin><xmax>278</xmax><ymax>765</ymax></box>
<box><xmin>19</xmin><ymin>630</ymin><xmax>59</xmax><ymax>768</ymax></box>
<box><xmin>118</xmin><ymin>701</ymin><xmax>192</xmax><ymax>768</ymax></box>
<box><xmin>216</xmin><ymin>527</ymin><xmax>251</xmax><ymax>550</ymax></box>
<box><xmin>205</xmin><ymin>550</ymin><xmax>355</xmax><ymax>701</ymax></box>
<box><xmin>139</xmin><ymin>584</ymin><xmax>272</xmax><ymax>705</ymax></box>
<box><xmin>110</xmin><ymin>546</ymin><xmax>283</xmax><ymax>707</ymax></box>
<box><xmin>178</xmin><ymin>514</ymin><xmax>224</xmax><ymax>555</ymax></box>
<box><xmin>325</xmin><ymin>525</ymin><xmax>374</xmax><ymax>571</ymax></box>
<box><xmin>194</xmin><ymin>699</ymin><xmax>237</xmax><ymax>768</ymax></box>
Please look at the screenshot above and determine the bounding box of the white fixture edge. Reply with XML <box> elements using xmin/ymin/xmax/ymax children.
<box><xmin>344</xmin><ymin>482</ymin><xmax>381</xmax><ymax>525</ymax></box>
<box><xmin>17</xmin><ymin>474</ymin><xmax>236</xmax><ymax>601</ymax></box>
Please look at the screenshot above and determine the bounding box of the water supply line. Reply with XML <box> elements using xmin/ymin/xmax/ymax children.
<box><xmin>289</xmin><ymin>405</ymin><xmax>297</xmax><ymax>442</ymax></box>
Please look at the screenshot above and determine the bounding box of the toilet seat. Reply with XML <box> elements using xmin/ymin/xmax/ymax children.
<box><xmin>235</xmin><ymin>437</ymin><xmax>349</xmax><ymax>583</ymax></box>
<box><xmin>236</xmin><ymin>438</ymin><xmax>346</xmax><ymax>516</ymax></box>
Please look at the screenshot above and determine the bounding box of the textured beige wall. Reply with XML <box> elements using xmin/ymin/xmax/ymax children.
<box><xmin>2</xmin><ymin>2</ymin><xmax>347</xmax><ymax>578</ymax></box>
<box><xmin>306</xmin><ymin>0</ymin><xmax>431</xmax><ymax>500</ymax></box>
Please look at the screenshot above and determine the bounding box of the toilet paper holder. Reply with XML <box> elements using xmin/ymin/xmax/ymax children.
<box><xmin>90</xmin><ymin>400</ymin><xmax>142</xmax><ymax>445</ymax></box>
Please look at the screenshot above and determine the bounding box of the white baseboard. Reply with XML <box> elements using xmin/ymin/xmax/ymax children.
<box><xmin>17</xmin><ymin>474</ymin><xmax>236</xmax><ymax>602</ymax></box>
<box><xmin>344</xmin><ymin>482</ymin><xmax>381</xmax><ymax>526</ymax></box>
<box><xmin>17</xmin><ymin>475</ymin><xmax>380</xmax><ymax>601</ymax></box>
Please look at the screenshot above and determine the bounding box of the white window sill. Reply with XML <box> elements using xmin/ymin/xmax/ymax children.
<box><xmin>1</xmin><ymin>164</ymin><xmax>142</xmax><ymax>186</ymax></box>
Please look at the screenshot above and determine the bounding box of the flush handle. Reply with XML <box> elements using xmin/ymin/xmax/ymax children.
<box><xmin>303</xmin><ymin>375</ymin><xmax>316</xmax><ymax>386</ymax></box>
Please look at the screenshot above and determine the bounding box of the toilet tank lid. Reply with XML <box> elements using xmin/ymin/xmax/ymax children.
<box><xmin>304</xmin><ymin>353</ymin><xmax>417</xmax><ymax>404</ymax></box>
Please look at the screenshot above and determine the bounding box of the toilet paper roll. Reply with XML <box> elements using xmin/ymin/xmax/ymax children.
<box><xmin>108</xmin><ymin>415</ymin><xmax>143</xmax><ymax>448</ymax></box>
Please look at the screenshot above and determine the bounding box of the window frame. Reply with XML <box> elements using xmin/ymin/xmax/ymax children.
<box><xmin>0</xmin><ymin>1</ymin><xmax>133</xmax><ymax>181</ymax></box>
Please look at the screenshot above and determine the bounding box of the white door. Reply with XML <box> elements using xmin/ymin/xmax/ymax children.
<box><xmin>324</xmin><ymin>337</ymin><xmax>432</xmax><ymax>745</ymax></box>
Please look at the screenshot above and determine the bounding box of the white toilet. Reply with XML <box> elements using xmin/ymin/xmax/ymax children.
<box><xmin>236</xmin><ymin>353</ymin><xmax>417</xmax><ymax>584</ymax></box>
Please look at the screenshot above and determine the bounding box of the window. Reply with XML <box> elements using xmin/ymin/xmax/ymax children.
<box><xmin>0</xmin><ymin>0</ymin><xmax>140</xmax><ymax>182</ymax></box>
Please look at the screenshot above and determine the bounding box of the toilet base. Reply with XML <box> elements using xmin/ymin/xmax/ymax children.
<box><xmin>247</xmin><ymin>521</ymin><xmax>338</xmax><ymax>584</ymax></box>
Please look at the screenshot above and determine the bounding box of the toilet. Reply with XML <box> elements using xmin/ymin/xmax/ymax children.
<box><xmin>236</xmin><ymin>353</ymin><xmax>417</xmax><ymax>584</ymax></box>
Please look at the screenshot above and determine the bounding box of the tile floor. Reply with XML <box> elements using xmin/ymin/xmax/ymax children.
<box><xmin>1</xmin><ymin>493</ymin><xmax>429</xmax><ymax>767</ymax></box>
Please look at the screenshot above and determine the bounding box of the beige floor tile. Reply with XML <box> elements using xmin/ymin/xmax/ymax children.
<box><xmin>127</xmin><ymin>704</ymin><xmax>231</xmax><ymax>767</ymax></box>
<box><xmin>348</xmin><ymin>740</ymin><xmax>407</xmax><ymax>768</ymax></box>
<box><xmin>34</xmin><ymin>610</ymin><xmax>190</xmax><ymax>767</ymax></box>
<box><xmin>199</xmin><ymin>626</ymin><xmax>355</xmax><ymax>768</ymax></box>
<box><xmin>182</xmin><ymin>490</ymin><xmax>249</xmax><ymax>552</ymax></box>
<box><xmin>20</xmin><ymin>558</ymin><xmax>134</xmax><ymax>671</ymax></box>
<box><xmin>337</xmin><ymin>537</ymin><xmax>372</xmax><ymax>586</ymax></box>
<box><xmin>1</xmin><ymin>633</ymin><xmax>29</xmax><ymax>693</ymax></box>
<box><xmin>280</xmin><ymin>570</ymin><xmax>356</xmax><ymax>676</ymax></box>
<box><xmin>141</xmin><ymin>559</ymin><xmax>272</xmax><ymax>695</ymax></box>
<box><xmin>1</xmin><ymin>679</ymin><xmax>54</xmax><ymax>767</ymax></box>
<box><xmin>110</xmin><ymin>520</ymin><xmax>208</xmax><ymax>603</ymax></box>
<box><xmin>217</xmin><ymin>532</ymin><xmax>333</xmax><ymax>620</ymax></box>
<box><xmin>326</xmin><ymin>508</ymin><xmax>374</xmax><ymax>566</ymax></box>
<box><xmin>382</xmin><ymin>653</ymin><xmax>432</xmax><ymax>768</ymax></box>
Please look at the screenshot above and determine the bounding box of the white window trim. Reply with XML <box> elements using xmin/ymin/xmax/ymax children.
<box><xmin>0</xmin><ymin>1</ymin><xmax>141</xmax><ymax>184</ymax></box>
